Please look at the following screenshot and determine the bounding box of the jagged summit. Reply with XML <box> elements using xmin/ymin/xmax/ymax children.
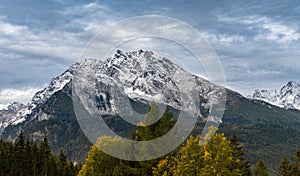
<box><xmin>0</xmin><ymin>49</ymin><xmax>224</xmax><ymax>133</ymax></box>
<box><xmin>251</xmin><ymin>81</ymin><xmax>300</xmax><ymax>110</ymax></box>
<box><xmin>76</xmin><ymin>49</ymin><xmax>222</xmax><ymax>114</ymax></box>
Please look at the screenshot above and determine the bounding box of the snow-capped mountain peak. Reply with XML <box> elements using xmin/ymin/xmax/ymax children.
<box><xmin>0</xmin><ymin>104</ymin><xmax>9</xmax><ymax>111</ymax></box>
<box><xmin>251</xmin><ymin>81</ymin><xmax>300</xmax><ymax>110</ymax></box>
<box><xmin>1</xmin><ymin>49</ymin><xmax>225</xmax><ymax>134</ymax></box>
<box><xmin>0</xmin><ymin>63</ymin><xmax>80</xmax><ymax>129</ymax></box>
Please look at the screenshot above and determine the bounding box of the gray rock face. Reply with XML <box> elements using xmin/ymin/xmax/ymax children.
<box><xmin>0</xmin><ymin>50</ymin><xmax>225</xmax><ymax>135</ymax></box>
<box><xmin>251</xmin><ymin>81</ymin><xmax>300</xmax><ymax>110</ymax></box>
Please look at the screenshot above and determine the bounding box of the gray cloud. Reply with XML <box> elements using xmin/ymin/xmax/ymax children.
<box><xmin>0</xmin><ymin>0</ymin><xmax>300</xmax><ymax>103</ymax></box>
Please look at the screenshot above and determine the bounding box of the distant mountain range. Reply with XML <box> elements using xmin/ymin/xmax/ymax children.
<box><xmin>250</xmin><ymin>81</ymin><xmax>300</xmax><ymax>110</ymax></box>
<box><xmin>0</xmin><ymin>50</ymin><xmax>299</xmax><ymax>174</ymax></box>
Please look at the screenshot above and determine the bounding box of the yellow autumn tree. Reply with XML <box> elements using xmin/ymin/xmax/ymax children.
<box><xmin>153</xmin><ymin>128</ymin><xmax>242</xmax><ymax>176</ymax></box>
<box><xmin>77</xmin><ymin>136</ymin><xmax>125</xmax><ymax>176</ymax></box>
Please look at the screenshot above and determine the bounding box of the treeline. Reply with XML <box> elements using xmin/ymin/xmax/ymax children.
<box><xmin>78</xmin><ymin>105</ymin><xmax>253</xmax><ymax>175</ymax></box>
<box><xmin>0</xmin><ymin>131</ymin><xmax>81</xmax><ymax>176</ymax></box>
<box><xmin>79</xmin><ymin>130</ymin><xmax>300</xmax><ymax>176</ymax></box>
<box><xmin>78</xmin><ymin>104</ymin><xmax>300</xmax><ymax>176</ymax></box>
<box><xmin>1</xmin><ymin>103</ymin><xmax>299</xmax><ymax>176</ymax></box>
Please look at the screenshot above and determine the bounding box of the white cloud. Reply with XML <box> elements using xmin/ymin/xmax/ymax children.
<box><xmin>217</xmin><ymin>15</ymin><xmax>300</xmax><ymax>44</ymax></box>
<box><xmin>0</xmin><ymin>87</ymin><xmax>43</xmax><ymax>104</ymax></box>
<box><xmin>0</xmin><ymin>21</ymin><xmax>28</xmax><ymax>36</ymax></box>
<box><xmin>0</xmin><ymin>2</ymin><xmax>116</xmax><ymax>65</ymax></box>
<box><xmin>255</xmin><ymin>21</ymin><xmax>300</xmax><ymax>44</ymax></box>
<box><xmin>60</xmin><ymin>2</ymin><xmax>116</xmax><ymax>34</ymax></box>
<box><xmin>0</xmin><ymin>19</ymin><xmax>82</xmax><ymax>63</ymax></box>
<box><xmin>201</xmin><ymin>32</ymin><xmax>245</xmax><ymax>45</ymax></box>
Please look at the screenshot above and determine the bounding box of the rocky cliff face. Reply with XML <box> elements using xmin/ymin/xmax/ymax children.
<box><xmin>251</xmin><ymin>81</ymin><xmax>300</xmax><ymax>110</ymax></box>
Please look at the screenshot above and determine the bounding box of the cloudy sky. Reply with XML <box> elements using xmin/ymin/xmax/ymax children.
<box><xmin>0</xmin><ymin>0</ymin><xmax>300</xmax><ymax>105</ymax></box>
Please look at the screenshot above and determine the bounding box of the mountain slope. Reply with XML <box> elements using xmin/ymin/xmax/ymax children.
<box><xmin>0</xmin><ymin>50</ymin><xmax>299</xmax><ymax>174</ymax></box>
<box><xmin>1</xmin><ymin>50</ymin><xmax>225</xmax><ymax>160</ymax></box>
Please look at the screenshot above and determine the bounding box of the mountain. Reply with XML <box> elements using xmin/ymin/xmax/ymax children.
<box><xmin>0</xmin><ymin>50</ymin><xmax>224</xmax><ymax>130</ymax></box>
<box><xmin>251</xmin><ymin>81</ymin><xmax>300</xmax><ymax>110</ymax></box>
<box><xmin>0</xmin><ymin>102</ymin><xmax>26</xmax><ymax>133</ymax></box>
<box><xmin>0</xmin><ymin>49</ymin><xmax>225</xmax><ymax>159</ymax></box>
<box><xmin>0</xmin><ymin>103</ymin><xmax>9</xmax><ymax>110</ymax></box>
<box><xmin>0</xmin><ymin>63</ymin><xmax>78</xmax><ymax>132</ymax></box>
<box><xmin>0</xmin><ymin>50</ymin><xmax>300</xmax><ymax>174</ymax></box>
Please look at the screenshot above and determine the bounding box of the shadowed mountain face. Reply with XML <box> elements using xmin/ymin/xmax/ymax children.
<box><xmin>0</xmin><ymin>50</ymin><xmax>300</xmax><ymax>174</ymax></box>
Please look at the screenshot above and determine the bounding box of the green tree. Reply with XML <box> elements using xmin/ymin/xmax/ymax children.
<box><xmin>15</xmin><ymin>131</ymin><xmax>26</xmax><ymax>176</ymax></box>
<box><xmin>0</xmin><ymin>134</ymin><xmax>79</xmax><ymax>176</ymax></box>
<box><xmin>291</xmin><ymin>149</ymin><xmax>300</xmax><ymax>176</ymax></box>
<box><xmin>277</xmin><ymin>157</ymin><xmax>292</xmax><ymax>176</ymax></box>
<box><xmin>133</xmin><ymin>104</ymin><xmax>175</xmax><ymax>141</ymax></box>
<box><xmin>131</xmin><ymin>105</ymin><xmax>176</xmax><ymax>175</ymax></box>
<box><xmin>254</xmin><ymin>160</ymin><xmax>269</xmax><ymax>176</ymax></box>
<box><xmin>31</xmin><ymin>141</ymin><xmax>40</xmax><ymax>176</ymax></box>
<box><xmin>230</xmin><ymin>132</ymin><xmax>252</xmax><ymax>175</ymax></box>
<box><xmin>40</xmin><ymin>136</ymin><xmax>52</xmax><ymax>176</ymax></box>
<box><xmin>57</xmin><ymin>150</ymin><xmax>69</xmax><ymax>176</ymax></box>
<box><xmin>24</xmin><ymin>137</ymin><xmax>33</xmax><ymax>176</ymax></box>
<box><xmin>78</xmin><ymin>103</ymin><xmax>176</xmax><ymax>176</ymax></box>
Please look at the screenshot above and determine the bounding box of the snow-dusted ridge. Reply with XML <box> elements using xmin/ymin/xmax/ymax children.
<box><xmin>0</xmin><ymin>49</ymin><xmax>225</xmax><ymax>133</ymax></box>
<box><xmin>250</xmin><ymin>81</ymin><xmax>300</xmax><ymax>110</ymax></box>
<box><xmin>0</xmin><ymin>104</ymin><xmax>9</xmax><ymax>111</ymax></box>
<box><xmin>0</xmin><ymin>63</ymin><xmax>79</xmax><ymax>130</ymax></box>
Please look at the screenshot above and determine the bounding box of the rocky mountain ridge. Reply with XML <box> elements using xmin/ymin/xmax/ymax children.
<box><xmin>251</xmin><ymin>81</ymin><xmax>300</xmax><ymax>110</ymax></box>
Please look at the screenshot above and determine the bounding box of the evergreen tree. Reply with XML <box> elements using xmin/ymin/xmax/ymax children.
<box><xmin>0</xmin><ymin>134</ymin><xmax>80</xmax><ymax>176</ymax></box>
<box><xmin>58</xmin><ymin>150</ymin><xmax>68</xmax><ymax>176</ymax></box>
<box><xmin>15</xmin><ymin>131</ymin><xmax>26</xmax><ymax>176</ymax></box>
<box><xmin>16</xmin><ymin>131</ymin><xmax>25</xmax><ymax>147</ymax></box>
<box><xmin>254</xmin><ymin>160</ymin><xmax>269</xmax><ymax>176</ymax></box>
<box><xmin>128</xmin><ymin>105</ymin><xmax>176</xmax><ymax>175</ymax></box>
<box><xmin>31</xmin><ymin>141</ymin><xmax>39</xmax><ymax>176</ymax></box>
<box><xmin>24</xmin><ymin>137</ymin><xmax>32</xmax><ymax>176</ymax></box>
<box><xmin>277</xmin><ymin>157</ymin><xmax>292</xmax><ymax>176</ymax></box>
<box><xmin>291</xmin><ymin>149</ymin><xmax>300</xmax><ymax>176</ymax></box>
<box><xmin>78</xmin><ymin>103</ymin><xmax>176</xmax><ymax>176</ymax></box>
<box><xmin>40</xmin><ymin>136</ymin><xmax>52</xmax><ymax>176</ymax></box>
<box><xmin>230</xmin><ymin>132</ymin><xmax>252</xmax><ymax>175</ymax></box>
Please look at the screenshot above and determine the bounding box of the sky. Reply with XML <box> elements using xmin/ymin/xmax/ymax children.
<box><xmin>0</xmin><ymin>0</ymin><xmax>300</xmax><ymax>104</ymax></box>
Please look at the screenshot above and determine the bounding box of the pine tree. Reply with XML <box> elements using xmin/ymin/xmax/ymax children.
<box><xmin>0</xmin><ymin>135</ymin><xmax>79</xmax><ymax>176</ymax></box>
<box><xmin>129</xmin><ymin>105</ymin><xmax>176</xmax><ymax>175</ymax></box>
<box><xmin>78</xmin><ymin>103</ymin><xmax>177</xmax><ymax>176</ymax></box>
<box><xmin>24</xmin><ymin>137</ymin><xmax>32</xmax><ymax>176</ymax></box>
<box><xmin>230</xmin><ymin>132</ymin><xmax>252</xmax><ymax>175</ymax></box>
<box><xmin>31</xmin><ymin>141</ymin><xmax>39</xmax><ymax>176</ymax></box>
<box><xmin>58</xmin><ymin>150</ymin><xmax>68</xmax><ymax>176</ymax></box>
<box><xmin>291</xmin><ymin>149</ymin><xmax>300</xmax><ymax>176</ymax></box>
<box><xmin>15</xmin><ymin>131</ymin><xmax>26</xmax><ymax>176</ymax></box>
<box><xmin>277</xmin><ymin>157</ymin><xmax>292</xmax><ymax>176</ymax></box>
<box><xmin>254</xmin><ymin>160</ymin><xmax>269</xmax><ymax>176</ymax></box>
<box><xmin>40</xmin><ymin>136</ymin><xmax>52</xmax><ymax>176</ymax></box>
<box><xmin>16</xmin><ymin>131</ymin><xmax>25</xmax><ymax>147</ymax></box>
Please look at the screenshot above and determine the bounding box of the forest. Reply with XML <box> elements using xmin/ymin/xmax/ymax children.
<box><xmin>0</xmin><ymin>105</ymin><xmax>299</xmax><ymax>175</ymax></box>
<box><xmin>0</xmin><ymin>131</ymin><xmax>81</xmax><ymax>176</ymax></box>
